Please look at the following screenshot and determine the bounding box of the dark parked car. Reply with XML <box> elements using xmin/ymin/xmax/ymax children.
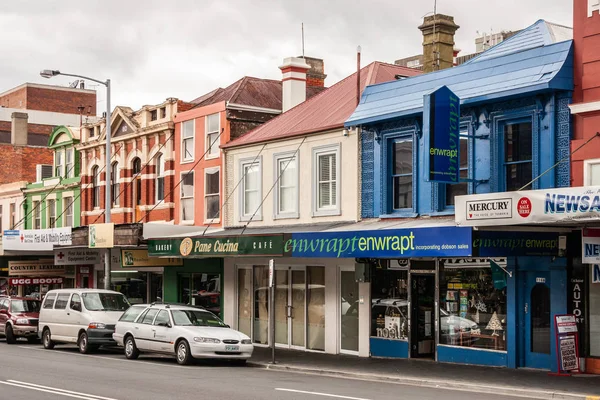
<box><xmin>0</xmin><ymin>297</ymin><xmax>41</xmax><ymax>344</ymax></box>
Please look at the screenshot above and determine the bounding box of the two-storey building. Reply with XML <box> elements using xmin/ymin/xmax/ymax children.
<box><xmin>345</xmin><ymin>20</ymin><xmax>573</xmax><ymax>369</ymax></box>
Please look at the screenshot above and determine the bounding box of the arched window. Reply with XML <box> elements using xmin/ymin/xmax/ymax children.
<box><xmin>92</xmin><ymin>166</ymin><xmax>100</xmax><ymax>208</ymax></box>
<box><xmin>111</xmin><ymin>162</ymin><xmax>120</xmax><ymax>206</ymax></box>
<box><xmin>156</xmin><ymin>154</ymin><xmax>165</xmax><ymax>202</ymax></box>
<box><xmin>132</xmin><ymin>158</ymin><xmax>142</xmax><ymax>207</ymax></box>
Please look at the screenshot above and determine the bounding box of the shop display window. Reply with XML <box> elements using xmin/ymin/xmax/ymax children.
<box><xmin>439</xmin><ymin>264</ymin><xmax>507</xmax><ymax>351</ymax></box>
<box><xmin>590</xmin><ymin>273</ymin><xmax>600</xmax><ymax>357</ymax></box>
<box><xmin>371</xmin><ymin>268</ymin><xmax>409</xmax><ymax>341</ymax></box>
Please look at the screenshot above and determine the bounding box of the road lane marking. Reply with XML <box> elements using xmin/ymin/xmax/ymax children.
<box><xmin>8</xmin><ymin>380</ymin><xmax>118</xmax><ymax>400</ymax></box>
<box><xmin>0</xmin><ymin>380</ymin><xmax>118</xmax><ymax>400</ymax></box>
<box><xmin>275</xmin><ymin>388</ymin><xmax>372</xmax><ymax>400</ymax></box>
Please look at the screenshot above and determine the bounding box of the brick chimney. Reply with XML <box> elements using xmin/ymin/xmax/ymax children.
<box><xmin>419</xmin><ymin>14</ymin><xmax>460</xmax><ymax>73</ymax></box>
<box><xmin>11</xmin><ymin>112</ymin><xmax>28</xmax><ymax>146</ymax></box>
<box><xmin>301</xmin><ymin>56</ymin><xmax>327</xmax><ymax>87</ymax></box>
<box><xmin>279</xmin><ymin>57</ymin><xmax>311</xmax><ymax>112</ymax></box>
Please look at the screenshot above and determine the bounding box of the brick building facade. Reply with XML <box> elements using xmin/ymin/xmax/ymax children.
<box><xmin>0</xmin><ymin>82</ymin><xmax>96</xmax><ymax>115</ymax></box>
<box><xmin>78</xmin><ymin>98</ymin><xmax>193</xmax><ymax>225</ymax></box>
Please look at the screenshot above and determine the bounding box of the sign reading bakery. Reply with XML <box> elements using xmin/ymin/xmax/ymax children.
<box><xmin>456</xmin><ymin>185</ymin><xmax>600</xmax><ymax>226</ymax></box>
<box><xmin>9</xmin><ymin>277</ymin><xmax>64</xmax><ymax>286</ymax></box>
<box><xmin>8</xmin><ymin>261</ymin><xmax>65</xmax><ymax>277</ymax></box>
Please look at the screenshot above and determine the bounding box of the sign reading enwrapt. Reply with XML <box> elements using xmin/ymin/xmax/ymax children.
<box><xmin>456</xmin><ymin>186</ymin><xmax>600</xmax><ymax>226</ymax></box>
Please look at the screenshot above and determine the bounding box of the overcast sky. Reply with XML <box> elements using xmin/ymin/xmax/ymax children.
<box><xmin>1</xmin><ymin>0</ymin><xmax>572</xmax><ymax>113</ymax></box>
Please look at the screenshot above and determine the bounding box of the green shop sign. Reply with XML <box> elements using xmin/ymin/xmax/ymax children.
<box><xmin>148</xmin><ymin>235</ymin><xmax>285</xmax><ymax>258</ymax></box>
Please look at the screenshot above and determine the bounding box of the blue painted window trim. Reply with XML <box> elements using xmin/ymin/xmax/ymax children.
<box><xmin>380</xmin><ymin>127</ymin><xmax>418</xmax><ymax>218</ymax></box>
<box><xmin>490</xmin><ymin>107</ymin><xmax>539</xmax><ymax>192</ymax></box>
<box><xmin>441</xmin><ymin>120</ymin><xmax>473</xmax><ymax>212</ymax></box>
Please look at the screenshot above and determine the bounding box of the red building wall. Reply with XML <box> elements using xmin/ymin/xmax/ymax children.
<box><xmin>0</xmin><ymin>145</ymin><xmax>53</xmax><ymax>184</ymax></box>
<box><xmin>0</xmin><ymin>84</ymin><xmax>96</xmax><ymax>115</ymax></box>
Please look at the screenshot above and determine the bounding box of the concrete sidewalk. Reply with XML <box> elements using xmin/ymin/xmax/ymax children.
<box><xmin>249</xmin><ymin>347</ymin><xmax>600</xmax><ymax>400</ymax></box>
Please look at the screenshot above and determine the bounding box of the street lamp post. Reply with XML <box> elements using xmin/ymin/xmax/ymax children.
<box><xmin>40</xmin><ymin>70</ymin><xmax>112</xmax><ymax>290</ymax></box>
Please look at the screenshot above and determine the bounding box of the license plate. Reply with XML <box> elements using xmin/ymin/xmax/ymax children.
<box><xmin>225</xmin><ymin>345</ymin><xmax>239</xmax><ymax>352</ymax></box>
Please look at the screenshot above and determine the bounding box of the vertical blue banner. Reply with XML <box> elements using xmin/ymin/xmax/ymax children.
<box><xmin>423</xmin><ymin>85</ymin><xmax>460</xmax><ymax>183</ymax></box>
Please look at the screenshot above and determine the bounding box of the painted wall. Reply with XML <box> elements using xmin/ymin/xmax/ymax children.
<box><xmin>224</xmin><ymin>129</ymin><xmax>360</xmax><ymax>228</ymax></box>
<box><xmin>173</xmin><ymin>102</ymin><xmax>227</xmax><ymax>227</ymax></box>
<box><xmin>361</xmin><ymin>94</ymin><xmax>572</xmax><ymax>218</ymax></box>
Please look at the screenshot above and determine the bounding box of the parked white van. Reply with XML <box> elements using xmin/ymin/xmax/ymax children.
<box><xmin>38</xmin><ymin>289</ymin><xmax>130</xmax><ymax>353</ymax></box>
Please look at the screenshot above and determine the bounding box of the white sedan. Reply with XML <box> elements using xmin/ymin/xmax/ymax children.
<box><xmin>113</xmin><ymin>304</ymin><xmax>253</xmax><ymax>365</ymax></box>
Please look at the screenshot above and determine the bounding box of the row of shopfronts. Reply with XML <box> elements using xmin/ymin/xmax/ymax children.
<box><xmin>2</xmin><ymin>186</ymin><xmax>599</xmax><ymax>373</ymax></box>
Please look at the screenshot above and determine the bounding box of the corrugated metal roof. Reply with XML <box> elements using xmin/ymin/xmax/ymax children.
<box><xmin>346</xmin><ymin>21</ymin><xmax>573</xmax><ymax>127</ymax></box>
<box><xmin>223</xmin><ymin>62</ymin><xmax>421</xmax><ymax>148</ymax></box>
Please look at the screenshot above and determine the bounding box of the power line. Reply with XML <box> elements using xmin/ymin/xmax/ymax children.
<box><xmin>136</xmin><ymin>128</ymin><xmax>225</xmax><ymax>223</ymax></box>
<box><xmin>201</xmin><ymin>143</ymin><xmax>268</xmax><ymax>235</ymax></box>
<box><xmin>240</xmin><ymin>136</ymin><xmax>306</xmax><ymax>235</ymax></box>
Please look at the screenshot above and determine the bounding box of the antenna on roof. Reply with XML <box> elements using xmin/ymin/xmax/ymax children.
<box><xmin>301</xmin><ymin>22</ymin><xmax>305</xmax><ymax>57</ymax></box>
<box><xmin>69</xmin><ymin>80</ymin><xmax>80</xmax><ymax>88</ymax></box>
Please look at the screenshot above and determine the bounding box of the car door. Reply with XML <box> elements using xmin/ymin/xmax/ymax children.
<box><xmin>136</xmin><ymin>308</ymin><xmax>159</xmax><ymax>351</ymax></box>
<box><xmin>52</xmin><ymin>293</ymin><xmax>72</xmax><ymax>340</ymax></box>
<box><xmin>151</xmin><ymin>310</ymin><xmax>174</xmax><ymax>353</ymax></box>
<box><xmin>67</xmin><ymin>294</ymin><xmax>83</xmax><ymax>333</ymax></box>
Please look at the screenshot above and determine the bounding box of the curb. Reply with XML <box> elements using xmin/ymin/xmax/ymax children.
<box><xmin>248</xmin><ymin>362</ymin><xmax>596</xmax><ymax>400</ymax></box>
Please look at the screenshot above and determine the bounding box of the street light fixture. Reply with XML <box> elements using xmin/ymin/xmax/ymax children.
<box><xmin>40</xmin><ymin>69</ymin><xmax>112</xmax><ymax>290</ymax></box>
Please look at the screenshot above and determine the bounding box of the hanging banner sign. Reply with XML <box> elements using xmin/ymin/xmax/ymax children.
<box><xmin>149</xmin><ymin>235</ymin><xmax>284</xmax><ymax>258</ymax></box>
<box><xmin>287</xmin><ymin>227</ymin><xmax>471</xmax><ymax>258</ymax></box>
<box><xmin>423</xmin><ymin>85</ymin><xmax>461</xmax><ymax>184</ymax></box>
<box><xmin>9</xmin><ymin>277</ymin><xmax>64</xmax><ymax>286</ymax></box>
<box><xmin>582</xmin><ymin>228</ymin><xmax>600</xmax><ymax>263</ymax></box>
<box><xmin>456</xmin><ymin>186</ymin><xmax>600</xmax><ymax>226</ymax></box>
<box><xmin>89</xmin><ymin>223</ymin><xmax>114</xmax><ymax>248</ymax></box>
<box><xmin>8</xmin><ymin>261</ymin><xmax>65</xmax><ymax>277</ymax></box>
<box><xmin>121</xmin><ymin>249</ymin><xmax>182</xmax><ymax>267</ymax></box>
<box><xmin>54</xmin><ymin>249</ymin><xmax>103</xmax><ymax>265</ymax></box>
<box><xmin>2</xmin><ymin>228</ymin><xmax>72</xmax><ymax>251</ymax></box>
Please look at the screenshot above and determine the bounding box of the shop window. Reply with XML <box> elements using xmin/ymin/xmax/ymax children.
<box><xmin>445</xmin><ymin>131</ymin><xmax>469</xmax><ymax>206</ymax></box>
<box><xmin>112</xmin><ymin>272</ymin><xmax>148</xmax><ymax>304</ymax></box>
<box><xmin>439</xmin><ymin>263</ymin><xmax>507</xmax><ymax>351</ymax></box>
<box><xmin>180</xmin><ymin>171</ymin><xmax>194</xmax><ymax>222</ymax></box>
<box><xmin>503</xmin><ymin>122</ymin><xmax>532</xmax><ymax>191</ymax></box>
<box><xmin>307</xmin><ymin>266</ymin><xmax>325</xmax><ymax>350</ymax></box>
<box><xmin>253</xmin><ymin>266</ymin><xmax>269</xmax><ymax>344</ymax></box>
<box><xmin>237</xmin><ymin>268</ymin><xmax>253</xmax><ymax>337</ymax></box>
<box><xmin>590</xmin><ymin>273</ymin><xmax>600</xmax><ymax>357</ymax></box>
<box><xmin>371</xmin><ymin>267</ymin><xmax>409</xmax><ymax>341</ymax></box>
<box><xmin>390</xmin><ymin>138</ymin><xmax>413</xmax><ymax>212</ymax></box>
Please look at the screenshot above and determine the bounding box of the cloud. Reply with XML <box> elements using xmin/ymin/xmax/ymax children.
<box><xmin>0</xmin><ymin>0</ymin><xmax>572</xmax><ymax>111</ymax></box>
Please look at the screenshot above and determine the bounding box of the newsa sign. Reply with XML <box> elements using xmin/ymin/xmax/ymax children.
<box><xmin>455</xmin><ymin>186</ymin><xmax>600</xmax><ymax>226</ymax></box>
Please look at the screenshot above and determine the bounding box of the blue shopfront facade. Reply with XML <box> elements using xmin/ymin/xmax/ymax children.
<box><xmin>346</xmin><ymin>21</ymin><xmax>573</xmax><ymax>371</ymax></box>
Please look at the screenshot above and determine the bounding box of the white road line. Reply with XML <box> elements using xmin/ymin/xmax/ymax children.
<box><xmin>0</xmin><ymin>380</ymin><xmax>116</xmax><ymax>400</ymax></box>
<box><xmin>8</xmin><ymin>380</ymin><xmax>118</xmax><ymax>400</ymax></box>
<box><xmin>275</xmin><ymin>388</ymin><xmax>372</xmax><ymax>400</ymax></box>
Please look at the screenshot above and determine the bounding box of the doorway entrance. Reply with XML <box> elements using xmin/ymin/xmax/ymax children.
<box><xmin>410</xmin><ymin>273</ymin><xmax>436</xmax><ymax>359</ymax></box>
<box><xmin>519</xmin><ymin>271</ymin><xmax>551</xmax><ymax>369</ymax></box>
<box><xmin>274</xmin><ymin>268</ymin><xmax>306</xmax><ymax>349</ymax></box>
<box><xmin>340</xmin><ymin>266</ymin><xmax>359</xmax><ymax>354</ymax></box>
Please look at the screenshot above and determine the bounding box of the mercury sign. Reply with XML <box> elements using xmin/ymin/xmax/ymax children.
<box><xmin>423</xmin><ymin>85</ymin><xmax>460</xmax><ymax>184</ymax></box>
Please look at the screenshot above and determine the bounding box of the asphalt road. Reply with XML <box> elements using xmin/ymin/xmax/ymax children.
<box><xmin>0</xmin><ymin>337</ymin><xmax>531</xmax><ymax>400</ymax></box>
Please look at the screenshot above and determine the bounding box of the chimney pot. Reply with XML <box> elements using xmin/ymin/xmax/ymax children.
<box><xmin>279</xmin><ymin>57</ymin><xmax>311</xmax><ymax>112</ymax></box>
<box><xmin>418</xmin><ymin>14</ymin><xmax>460</xmax><ymax>73</ymax></box>
<box><xmin>11</xmin><ymin>112</ymin><xmax>28</xmax><ymax>146</ymax></box>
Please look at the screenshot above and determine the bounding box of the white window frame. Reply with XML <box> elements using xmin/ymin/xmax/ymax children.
<box><xmin>65</xmin><ymin>148</ymin><xmax>74</xmax><ymax>178</ymax></box>
<box><xmin>204</xmin><ymin>166</ymin><xmax>220</xmax><ymax>223</ymax></box>
<box><xmin>33</xmin><ymin>201</ymin><xmax>41</xmax><ymax>229</ymax></box>
<box><xmin>180</xmin><ymin>170</ymin><xmax>195</xmax><ymax>224</ymax></box>
<box><xmin>239</xmin><ymin>156</ymin><xmax>262</xmax><ymax>222</ymax></box>
<box><xmin>47</xmin><ymin>199</ymin><xmax>56</xmax><ymax>228</ymax></box>
<box><xmin>312</xmin><ymin>144</ymin><xmax>341</xmax><ymax>217</ymax></box>
<box><xmin>155</xmin><ymin>154</ymin><xmax>165</xmax><ymax>204</ymax></box>
<box><xmin>9</xmin><ymin>203</ymin><xmax>15</xmax><ymax>230</ymax></box>
<box><xmin>181</xmin><ymin>120</ymin><xmax>195</xmax><ymax>162</ymax></box>
<box><xmin>273</xmin><ymin>151</ymin><xmax>299</xmax><ymax>219</ymax></box>
<box><xmin>584</xmin><ymin>158</ymin><xmax>600</xmax><ymax>186</ymax></box>
<box><xmin>205</xmin><ymin>113</ymin><xmax>220</xmax><ymax>160</ymax></box>
<box><xmin>63</xmin><ymin>197</ymin><xmax>73</xmax><ymax>227</ymax></box>
<box><xmin>55</xmin><ymin>150</ymin><xmax>64</xmax><ymax>178</ymax></box>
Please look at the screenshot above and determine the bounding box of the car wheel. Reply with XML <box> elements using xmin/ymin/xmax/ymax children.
<box><xmin>42</xmin><ymin>328</ymin><xmax>55</xmax><ymax>349</ymax></box>
<box><xmin>124</xmin><ymin>336</ymin><xmax>140</xmax><ymax>360</ymax></box>
<box><xmin>176</xmin><ymin>340</ymin><xmax>192</xmax><ymax>365</ymax></box>
<box><xmin>5</xmin><ymin>325</ymin><xmax>16</xmax><ymax>344</ymax></box>
<box><xmin>78</xmin><ymin>332</ymin><xmax>94</xmax><ymax>354</ymax></box>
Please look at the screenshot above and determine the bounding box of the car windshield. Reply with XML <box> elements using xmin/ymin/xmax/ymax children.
<box><xmin>171</xmin><ymin>309</ymin><xmax>227</xmax><ymax>327</ymax></box>
<box><xmin>11</xmin><ymin>300</ymin><xmax>40</xmax><ymax>313</ymax></box>
<box><xmin>82</xmin><ymin>293</ymin><xmax>130</xmax><ymax>311</ymax></box>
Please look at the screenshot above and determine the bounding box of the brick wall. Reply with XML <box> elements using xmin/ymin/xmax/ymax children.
<box><xmin>0</xmin><ymin>144</ymin><xmax>53</xmax><ymax>184</ymax></box>
<box><xmin>0</xmin><ymin>86</ymin><xmax>26</xmax><ymax>108</ymax></box>
<box><xmin>0</xmin><ymin>85</ymin><xmax>97</xmax><ymax>115</ymax></box>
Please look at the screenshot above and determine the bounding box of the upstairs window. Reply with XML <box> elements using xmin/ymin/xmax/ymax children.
<box><xmin>182</xmin><ymin>120</ymin><xmax>195</xmax><ymax>162</ymax></box>
<box><xmin>392</xmin><ymin>139</ymin><xmax>412</xmax><ymax>211</ymax></box>
<box><xmin>33</xmin><ymin>201</ymin><xmax>41</xmax><ymax>229</ymax></box>
<box><xmin>313</xmin><ymin>145</ymin><xmax>340</xmax><ymax>216</ymax></box>
<box><xmin>156</xmin><ymin>154</ymin><xmax>165</xmax><ymax>203</ymax></box>
<box><xmin>160</xmin><ymin>107</ymin><xmax>166</xmax><ymax>119</ymax></box>
<box><xmin>9</xmin><ymin>203</ymin><xmax>15</xmax><ymax>229</ymax></box>
<box><xmin>55</xmin><ymin>150</ymin><xmax>64</xmax><ymax>178</ymax></box>
<box><xmin>65</xmin><ymin>149</ymin><xmax>74</xmax><ymax>178</ymax></box>
<box><xmin>132</xmin><ymin>158</ymin><xmax>142</xmax><ymax>207</ymax></box>
<box><xmin>206</xmin><ymin>113</ymin><xmax>220</xmax><ymax>159</ymax></box>
<box><xmin>446</xmin><ymin>130</ymin><xmax>469</xmax><ymax>206</ymax></box>
<box><xmin>0</xmin><ymin>205</ymin><xmax>2</xmax><ymax>234</ymax></box>
<box><xmin>150</xmin><ymin>109</ymin><xmax>158</xmax><ymax>121</ymax></box>
<box><xmin>205</xmin><ymin>168</ymin><xmax>220</xmax><ymax>220</ymax></box>
<box><xmin>241</xmin><ymin>160</ymin><xmax>261</xmax><ymax>219</ymax></box>
<box><xmin>504</xmin><ymin>122</ymin><xmax>532</xmax><ymax>191</ymax></box>
<box><xmin>63</xmin><ymin>197</ymin><xmax>73</xmax><ymax>227</ymax></box>
<box><xmin>92</xmin><ymin>166</ymin><xmax>100</xmax><ymax>208</ymax></box>
<box><xmin>181</xmin><ymin>171</ymin><xmax>194</xmax><ymax>222</ymax></box>
<box><xmin>48</xmin><ymin>199</ymin><xmax>56</xmax><ymax>228</ymax></box>
<box><xmin>276</xmin><ymin>154</ymin><xmax>298</xmax><ymax>217</ymax></box>
<box><xmin>111</xmin><ymin>162</ymin><xmax>120</xmax><ymax>207</ymax></box>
